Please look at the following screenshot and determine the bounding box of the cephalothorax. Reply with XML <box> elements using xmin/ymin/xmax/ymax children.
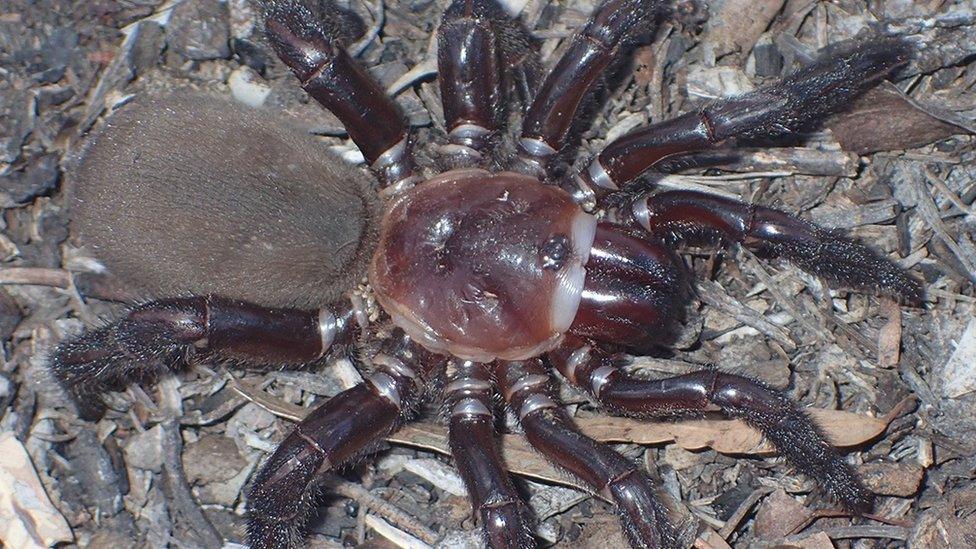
<box><xmin>53</xmin><ymin>0</ymin><xmax>922</xmax><ymax>547</ymax></box>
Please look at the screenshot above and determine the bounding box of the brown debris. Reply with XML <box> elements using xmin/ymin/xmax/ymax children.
<box><xmin>857</xmin><ymin>461</ymin><xmax>924</xmax><ymax>498</ymax></box>
<box><xmin>909</xmin><ymin>489</ymin><xmax>976</xmax><ymax>548</ymax></box>
<box><xmin>694</xmin><ymin>529</ymin><xmax>732</xmax><ymax>549</ymax></box>
<box><xmin>829</xmin><ymin>83</ymin><xmax>973</xmax><ymax>155</ymax></box>
<box><xmin>877</xmin><ymin>298</ymin><xmax>903</xmax><ymax>368</ymax></box>
<box><xmin>701</xmin><ymin>0</ymin><xmax>786</xmax><ymax>62</ymax></box>
<box><xmin>753</xmin><ymin>489</ymin><xmax>811</xmax><ymax>539</ymax></box>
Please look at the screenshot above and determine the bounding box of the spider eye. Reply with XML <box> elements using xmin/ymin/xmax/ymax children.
<box><xmin>540</xmin><ymin>234</ymin><xmax>571</xmax><ymax>271</ymax></box>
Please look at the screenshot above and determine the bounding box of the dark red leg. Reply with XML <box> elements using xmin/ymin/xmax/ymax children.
<box><xmin>629</xmin><ymin>190</ymin><xmax>923</xmax><ymax>304</ymax></box>
<box><xmin>568</xmin><ymin>37</ymin><xmax>912</xmax><ymax>203</ymax></box>
<box><xmin>437</xmin><ymin>0</ymin><xmax>503</xmax><ymax>167</ymax></box>
<box><xmin>247</xmin><ymin>332</ymin><xmax>444</xmax><ymax>548</ymax></box>
<box><xmin>549</xmin><ymin>336</ymin><xmax>875</xmax><ymax>514</ymax></box>
<box><xmin>496</xmin><ymin>359</ymin><xmax>679</xmax><ymax>549</ymax></box>
<box><xmin>569</xmin><ymin>223</ymin><xmax>692</xmax><ymax>352</ymax></box>
<box><xmin>446</xmin><ymin>361</ymin><xmax>534</xmax><ymax>548</ymax></box>
<box><xmin>258</xmin><ymin>0</ymin><xmax>419</xmax><ymax>189</ymax></box>
<box><xmin>516</xmin><ymin>0</ymin><xmax>664</xmax><ymax>177</ymax></box>
<box><xmin>51</xmin><ymin>295</ymin><xmax>364</xmax><ymax>419</ymax></box>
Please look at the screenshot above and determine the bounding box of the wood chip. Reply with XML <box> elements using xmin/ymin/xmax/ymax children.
<box><xmin>687</xmin><ymin>147</ymin><xmax>859</xmax><ymax>178</ymax></box>
<box><xmin>697</xmin><ymin>278</ymin><xmax>796</xmax><ymax>350</ymax></box>
<box><xmin>791</xmin><ymin>531</ymin><xmax>836</xmax><ymax>549</ymax></box>
<box><xmin>858</xmin><ymin>461</ymin><xmax>924</xmax><ymax>497</ymax></box>
<box><xmin>694</xmin><ymin>528</ymin><xmax>734</xmax><ymax>549</ymax></box>
<box><xmin>403</xmin><ymin>458</ymin><xmax>467</xmax><ymax>497</ymax></box>
<box><xmin>753</xmin><ymin>489</ymin><xmax>810</xmax><ymax>539</ymax></box>
<box><xmin>808</xmin><ymin>198</ymin><xmax>899</xmax><ymax>230</ymax></box>
<box><xmin>702</xmin><ymin>0</ymin><xmax>786</xmax><ymax>61</ymax></box>
<box><xmin>364</xmin><ymin>514</ymin><xmax>432</xmax><ymax>549</ymax></box>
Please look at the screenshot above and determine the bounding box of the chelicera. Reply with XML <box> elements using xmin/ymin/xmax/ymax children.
<box><xmin>52</xmin><ymin>0</ymin><xmax>924</xmax><ymax>547</ymax></box>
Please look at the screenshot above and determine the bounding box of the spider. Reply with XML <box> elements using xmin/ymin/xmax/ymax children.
<box><xmin>51</xmin><ymin>0</ymin><xmax>924</xmax><ymax>547</ymax></box>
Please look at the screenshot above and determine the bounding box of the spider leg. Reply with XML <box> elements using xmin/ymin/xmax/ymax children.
<box><xmin>492</xmin><ymin>9</ymin><xmax>542</xmax><ymax>114</ymax></box>
<box><xmin>569</xmin><ymin>37</ymin><xmax>912</xmax><ymax>203</ymax></box>
<box><xmin>571</xmin><ymin>223</ymin><xmax>692</xmax><ymax>349</ymax></box>
<box><xmin>437</xmin><ymin>0</ymin><xmax>541</xmax><ymax>168</ymax></box>
<box><xmin>51</xmin><ymin>295</ymin><xmax>363</xmax><ymax>419</ymax></box>
<box><xmin>549</xmin><ymin>336</ymin><xmax>875</xmax><ymax>514</ymax></box>
<box><xmin>258</xmin><ymin>0</ymin><xmax>419</xmax><ymax>189</ymax></box>
<box><xmin>630</xmin><ymin>189</ymin><xmax>924</xmax><ymax>304</ymax></box>
<box><xmin>516</xmin><ymin>0</ymin><xmax>667</xmax><ymax>177</ymax></box>
<box><xmin>497</xmin><ymin>358</ymin><xmax>680</xmax><ymax>549</ymax></box>
<box><xmin>447</xmin><ymin>360</ymin><xmax>535</xmax><ymax>548</ymax></box>
<box><xmin>437</xmin><ymin>0</ymin><xmax>504</xmax><ymax>167</ymax></box>
<box><xmin>248</xmin><ymin>333</ymin><xmax>444</xmax><ymax>548</ymax></box>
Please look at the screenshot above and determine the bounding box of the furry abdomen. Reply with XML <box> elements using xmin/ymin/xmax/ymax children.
<box><xmin>70</xmin><ymin>93</ymin><xmax>381</xmax><ymax>309</ymax></box>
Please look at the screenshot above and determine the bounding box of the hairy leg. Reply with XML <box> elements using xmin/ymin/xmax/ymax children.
<box><xmin>569</xmin><ymin>37</ymin><xmax>912</xmax><ymax>204</ymax></box>
<box><xmin>550</xmin><ymin>337</ymin><xmax>874</xmax><ymax>514</ymax></box>
<box><xmin>51</xmin><ymin>295</ymin><xmax>363</xmax><ymax>419</ymax></box>
<box><xmin>248</xmin><ymin>332</ymin><xmax>445</xmax><ymax>548</ymax></box>
<box><xmin>437</xmin><ymin>0</ymin><xmax>505</xmax><ymax>167</ymax></box>
<box><xmin>516</xmin><ymin>0</ymin><xmax>668</xmax><ymax>177</ymax></box>
<box><xmin>491</xmin><ymin>7</ymin><xmax>541</xmax><ymax>113</ymax></box>
<box><xmin>446</xmin><ymin>360</ymin><xmax>534</xmax><ymax>548</ymax></box>
<box><xmin>437</xmin><ymin>0</ymin><xmax>541</xmax><ymax>168</ymax></box>
<box><xmin>258</xmin><ymin>0</ymin><xmax>419</xmax><ymax>189</ymax></box>
<box><xmin>630</xmin><ymin>189</ymin><xmax>924</xmax><ymax>304</ymax></box>
<box><xmin>497</xmin><ymin>359</ymin><xmax>679</xmax><ymax>549</ymax></box>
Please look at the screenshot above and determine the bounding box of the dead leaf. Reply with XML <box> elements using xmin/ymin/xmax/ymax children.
<box><xmin>829</xmin><ymin>83</ymin><xmax>972</xmax><ymax>155</ymax></box>
<box><xmin>397</xmin><ymin>409</ymin><xmax>886</xmax><ymax>487</ymax></box>
<box><xmin>573</xmin><ymin>409</ymin><xmax>886</xmax><ymax>454</ymax></box>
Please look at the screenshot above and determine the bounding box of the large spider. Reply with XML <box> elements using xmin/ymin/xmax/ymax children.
<box><xmin>52</xmin><ymin>0</ymin><xmax>924</xmax><ymax>547</ymax></box>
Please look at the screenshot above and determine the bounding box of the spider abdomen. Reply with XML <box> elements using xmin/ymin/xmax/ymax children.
<box><xmin>370</xmin><ymin>170</ymin><xmax>597</xmax><ymax>362</ymax></box>
<box><xmin>69</xmin><ymin>93</ymin><xmax>381</xmax><ymax>309</ymax></box>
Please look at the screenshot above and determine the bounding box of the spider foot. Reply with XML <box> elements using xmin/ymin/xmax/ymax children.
<box><xmin>576</xmin><ymin>35</ymin><xmax>914</xmax><ymax>195</ymax></box>
<box><xmin>754</xmin><ymin>224</ymin><xmax>925</xmax><ymax>307</ymax></box>
<box><xmin>257</xmin><ymin>0</ymin><xmax>363</xmax><ymax>66</ymax></box>
<box><xmin>499</xmin><ymin>359</ymin><xmax>684</xmax><ymax>549</ymax></box>
<box><xmin>550</xmin><ymin>345</ymin><xmax>877</xmax><ymax>516</ymax></box>
<box><xmin>750</xmin><ymin>397</ymin><xmax>875</xmax><ymax>514</ymax></box>
<box><xmin>709</xmin><ymin>36</ymin><xmax>914</xmax><ymax>142</ymax></box>
<box><xmin>258</xmin><ymin>0</ymin><xmax>418</xmax><ymax>186</ymax></box>
<box><xmin>246</xmin><ymin>332</ymin><xmax>440</xmax><ymax>548</ymax></box>
<box><xmin>51</xmin><ymin>301</ymin><xmax>203</xmax><ymax>419</ymax></box>
<box><xmin>609</xmin><ymin>470</ymin><xmax>681</xmax><ymax>549</ymax></box>
<box><xmin>633</xmin><ymin>190</ymin><xmax>925</xmax><ymax>306</ymax></box>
